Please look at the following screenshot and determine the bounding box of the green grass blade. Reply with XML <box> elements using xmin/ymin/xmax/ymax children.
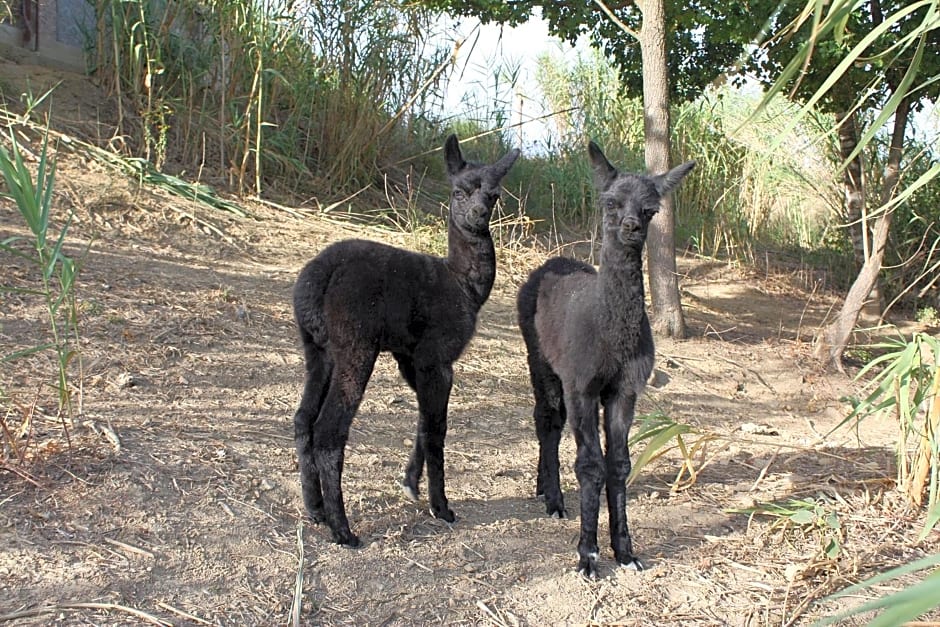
<box><xmin>0</xmin><ymin>240</ymin><xmax>40</xmax><ymax>264</ymax></box>
<box><xmin>827</xmin><ymin>554</ymin><xmax>940</xmax><ymax>599</ymax></box>
<box><xmin>49</xmin><ymin>211</ymin><xmax>74</xmax><ymax>269</ymax></box>
<box><xmin>0</xmin><ymin>286</ymin><xmax>46</xmax><ymax>296</ymax></box>
<box><xmin>0</xmin><ymin>136</ymin><xmax>42</xmax><ymax>238</ymax></box>
<box><xmin>1</xmin><ymin>343</ymin><xmax>58</xmax><ymax>362</ymax></box>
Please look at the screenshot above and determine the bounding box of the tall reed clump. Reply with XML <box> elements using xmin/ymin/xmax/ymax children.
<box><xmin>672</xmin><ymin>92</ymin><xmax>840</xmax><ymax>262</ymax></box>
<box><xmin>91</xmin><ymin>0</ymin><xmax>451</xmax><ymax>199</ymax></box>
<box><xmin>529</xmin><ymin>49</ymin><xmax>840</xmax><ymax>262</ymax></box>
<box><xmin>0</xmin><ymin>126</ymin><xmax>83</xmax><ymax>454</ymax></box>
<box><xmin>844</xmin><ymin>332</ymin><xmax>940</xmax><ymax>527</ymax></box>
<box><xmin>525</xmin><ymin>49</ymin><xmax>644</xmax><ymax>227</ymax></box>
<box><xmin>813</xmin><ymin>331</ymin><xmax>940</xmax><ymax>625</ymax></box>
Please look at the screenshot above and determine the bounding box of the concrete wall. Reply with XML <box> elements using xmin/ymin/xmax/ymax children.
<box><xmin>0</xmin><ymin>0</ymin><xmax>93</xmax><ymax>72</ymax></box>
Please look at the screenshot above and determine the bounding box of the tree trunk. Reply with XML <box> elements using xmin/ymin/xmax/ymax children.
<box><xmin>837</xmin><ymin>110</ymin><xmax>882</xmax><ymax>321</ymax></box>
<box><xmin>837</xmin><ymin>111</ymin><xmax>868</xmax><ymax>269</ymax></box>
<box><xmin>815</xmin><ymin>96</ymin><xmax>911</xmax><ymax>370</ymax></box>
<box><xmin>638</xmin><ymin>0</ymin><xmax>686</xmax><ymax>338</ymax></box>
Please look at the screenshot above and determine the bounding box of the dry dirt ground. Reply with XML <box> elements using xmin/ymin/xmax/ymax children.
<box><xmin>1</xmin><ymin>60</ymin><xmax>938</xmax><ymax>626</ymax></box>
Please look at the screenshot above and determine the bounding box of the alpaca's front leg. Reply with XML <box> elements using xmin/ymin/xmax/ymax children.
<box><xmin>569</xmin><ymin>391</ymin><xmax>605</xmax><ymax>578</ymax></box>
<box><xmin>604</xmin><ymin>392</ymin><xmax>643</xmax><ymax>571</ymax></box>
<box><xmin>410</xmin><ymin>363</ymin><xmax>456</xmax><ymax>522</ymax></box>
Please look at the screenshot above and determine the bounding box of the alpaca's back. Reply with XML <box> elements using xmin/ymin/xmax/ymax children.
<box><xmin>294</xmin><ymin>238</ymin><xmax>478</xmax><ymax>360</ymax></box>
<box><xmin>516</xmin><ymin>256</ymin><xmax>594</xmax><ymax>351</ymax></box>
<box><xmin>518</xmin><ymin>256</ymin><xmax>608</xmax><ymax>387</ymax></box>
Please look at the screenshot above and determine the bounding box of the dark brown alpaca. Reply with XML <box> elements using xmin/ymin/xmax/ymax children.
<box><xmin>292</xmin><ymin>135</ymin><xmax>520</xmax><ymax>547</ymax></box>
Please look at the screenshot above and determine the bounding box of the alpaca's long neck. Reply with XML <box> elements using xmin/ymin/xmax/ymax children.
<box><xmin>446</xmin><ymin>219</ymin><xmax>496</xmax><ymax>308</ymax></box>
<box><xmin>596</xmin><ymin>237</ymin><xmax>647</xmax><ymax>348</ymax></box>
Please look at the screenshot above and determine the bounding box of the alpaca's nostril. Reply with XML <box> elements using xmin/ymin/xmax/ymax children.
<box><xmin>622</xmin><ymin>218</ymin><xmax>640</xmax><ymax>232</ymax></box>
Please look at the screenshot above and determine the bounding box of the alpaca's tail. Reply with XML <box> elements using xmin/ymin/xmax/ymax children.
<box><xmin>293</xmin><ymin>254</ymin><xmax>337</xmax><ymax>348</ymax></box>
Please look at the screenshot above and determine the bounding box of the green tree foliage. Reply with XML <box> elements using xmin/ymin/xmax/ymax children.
<box><xmin>420</xmin><ymin>0</ymin><xmax>768</xmax><ymax>102</ymax></box>
<box><xmin>746</xmin><ymin>0</ymin><xmax>940</xmax><ymax>116</ymax></box>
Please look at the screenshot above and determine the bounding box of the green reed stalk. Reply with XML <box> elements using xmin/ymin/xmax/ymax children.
<box><xmin>0</xmin><ymin>126</ymin><xmax>83</xmax><ymax>426</ymax></box>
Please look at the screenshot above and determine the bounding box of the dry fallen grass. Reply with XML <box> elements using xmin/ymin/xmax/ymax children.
<box><xmin>1</xmin><ymin>62</ymin><xmax>939</xmax><ymax>627</ymax></box>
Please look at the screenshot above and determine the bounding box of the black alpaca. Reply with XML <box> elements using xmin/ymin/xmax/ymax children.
<box><xmin>292</xmin><ymin>135</ymin><xmax>520</xmax><ymax>547</ymax></box>
<box><xmin>517</xmin><ymin>141</ymin><xmax>694</xmax><ymax>577</ymax></box>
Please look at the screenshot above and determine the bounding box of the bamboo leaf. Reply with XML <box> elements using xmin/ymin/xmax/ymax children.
<box><xmin>816</xmin><ymin>565</ymin><xmax>940</xmax><ymax>626</ymax></box>
<box><xmin>922</xmin><ymin>501</ymin><xmax>940</xmax><ymax>540</ymax></box>
<box><xmin>755</xmin><ymin>0</ymin><xmax>933</xmax><ymax>154</ymax></box>
<box><xmin>876</xmin><ymin>162</ymin><xmax>940</xmax><ymax>217</ymax></box>
<box><xmin>843</xmin><ymin>34</ymin><xmax>925</xmax><ymax>167</ymax></box>
<box><xmin>628</xmin><ymin>419</ymin><xmax>694</xmax><ymax>483</ymax></box>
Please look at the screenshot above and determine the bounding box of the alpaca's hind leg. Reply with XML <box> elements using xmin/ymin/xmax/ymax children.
<box><xmin>392</xmin><ymin>352</ymin><xmax>418</xmax><ymax>391</ymax></box>
<box><xmin>604</xmin><ymin>392</ymin><xmax>643</xmax><ymax>571</ymax></box>
<box><xmin>313</xmin><ymin>350</ymin><xmax>377</xmax><ymax>547</ymax></box>
<box><xmin>532</xmin><ymin>361</ymin><xmax>567</xmax><ymax>517</ymax></box>
<box><xmin>392</xmin><ymin>353</ymin><xmax>426</xmax><ymax>501</ymax></box>
<box><xmin>569</xmin><ymin>391</ymin><xmax>605</xmax><ymax>578</ymax></box>
<box><xmin>294</xmin><ymin>339</ymin><xmax>333</xmax><ymax>523</ymax></box>
<box><xmin>405</xmin><ymin>362</ymin><xmax>456</xmax><ymax>522</ymax></box>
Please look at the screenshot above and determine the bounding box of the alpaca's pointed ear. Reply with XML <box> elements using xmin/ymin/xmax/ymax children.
<box><xmin>493</xmin><ymin>147</ymin><xmax>521</xmax><ymax>180</ymax></box>
<box><xmin>588</xmin><ymin>140</ymin><xmax>617</xmax><ymax>190</ymax></box>
<box><xmin>654</xmin><ymin>161</ymin><xmax>696</xmax><ymax>196</ymax></box>
<box><xmin>444</xmin><ymin>134</ymin><xmax>466</xmax><ymax>177</ymax></box>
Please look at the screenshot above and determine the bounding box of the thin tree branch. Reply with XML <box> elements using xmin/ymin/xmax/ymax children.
<box><xmin>592</xmin><ymin>0</ymin><xmax>640</xmax><ymax>40</ymax></box>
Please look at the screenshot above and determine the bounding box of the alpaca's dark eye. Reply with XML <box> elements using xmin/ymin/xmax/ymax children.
<box><xmin>604</xmin><ymin>200</ymin><xmax>619</xmax><ymax>212</ymax></box>
<box><xmin>453</xmin><ymin>189</ymin><xmax>467</xmax><ymax>201</ymax></box>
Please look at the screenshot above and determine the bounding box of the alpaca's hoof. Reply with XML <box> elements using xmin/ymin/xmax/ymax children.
<box><xmin>430</xmin><ymin>504</ymin><xmax>456</xmax><ymax>523</ymax></box>
<box><xmin>545</xmin><ymin>502</ymin><xmax>566</xmax><ymax>518</ymax></box>
<box><xmin>618</xmin><ymin>556</ymin><xmax>644</xmax><ymax>572</ymax></box>
<box><xmin>577</xmin><ymin>552</ymin><xmax>600</xmax><ymax>580</ymax></box>
<box><xmin>401</xmin><ymin>481</ymin><xmax>420</xmax><ymax>502</ymax></box>
<box><xmin>332</xmin><ymin>531</ymin><xmax>361</xmax><ymax>548</ymax></box>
